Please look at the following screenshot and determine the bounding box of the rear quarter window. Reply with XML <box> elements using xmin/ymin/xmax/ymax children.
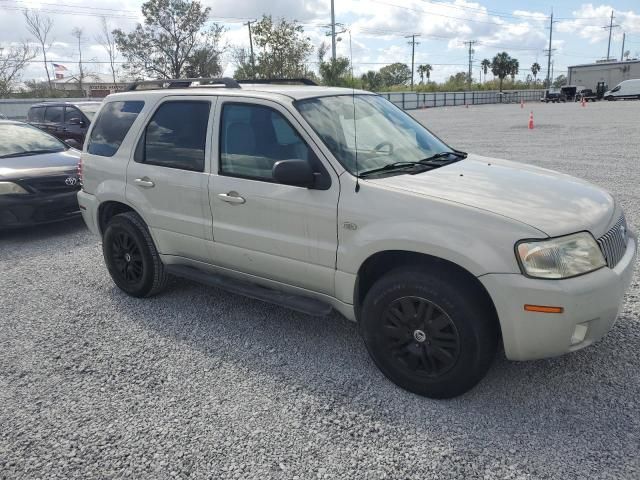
<box><xmin>44</xmin><ymin>106</ymin><xmax>63</xmax><ymax>123</ymax></box>
<box><xmin>87</xmin><ymin>101</ymin><xmax>144</xmax><ymax>157</ymax></box>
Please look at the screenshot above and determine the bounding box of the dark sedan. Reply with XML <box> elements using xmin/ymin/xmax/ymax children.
<box><xmin>0</xmin><ymin>120</ymin><xmax>81</xmax><ymax>228</ymax></box>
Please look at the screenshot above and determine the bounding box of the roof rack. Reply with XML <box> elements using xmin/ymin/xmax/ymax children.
<box><xmin>126</xmin><ymin>77</ymin><xmax>240</xmax><ymax>91</ymax></box>
<box><xmin>237</xmin><ymin>78</ymin><xmax>318</xmax><ymax>86</ymax></box>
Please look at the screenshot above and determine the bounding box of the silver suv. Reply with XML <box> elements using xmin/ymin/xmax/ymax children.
<box><xmin>78</xmin><ymin>78</ymin><xmax>636</xmax><ymax>398</ymax></box>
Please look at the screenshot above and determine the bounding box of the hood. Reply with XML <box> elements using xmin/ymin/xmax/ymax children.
<box><xmin>0</xmin><ymin>149</ymin><xmax>81</xmax><ymax>179</ymax></box>
<box><xmin>367</xmin><ymin>154</ymin><xmax>615</xmax><ymax>238</ymax></box>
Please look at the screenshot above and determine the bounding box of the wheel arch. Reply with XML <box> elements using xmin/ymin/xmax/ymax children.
<box><xmin>97</xmin><ymin>200</ymin><xmax>144</xmax><ymax>236</ymax></box>
<box><xmin>354</xmin><ymin>250</ymin><xmax>501</xmax><ymax>336</ymax></box>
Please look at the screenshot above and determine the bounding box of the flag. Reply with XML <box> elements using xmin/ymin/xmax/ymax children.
<box><xmin>53</xmin><ymin>63</ymin><xmax>68</xmax><ymax>79</ymax></box>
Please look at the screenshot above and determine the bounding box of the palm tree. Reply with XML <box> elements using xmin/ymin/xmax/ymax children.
<box><xmin>491</xmin><ymin>52</ymin><xmax>517</xmax><ymax>91</ymax></box>
<box><xmin>509</xmin><ymin>59</ymin><xmax>519</xmax><ymax>82</ymax></box>
<box><xmin>481</xmin><ymin>59</ymin><xmax>491</xmax><ymax>83</ymax></box>
<box><xmin>531</xmin><ymin>62</ymin><xmax>541</xmax><ymax>84</ymax></box>
<box><xmin>417</xmin><ymin>64</ymin><xmax>432</xmax><ymax>84</ymax></box>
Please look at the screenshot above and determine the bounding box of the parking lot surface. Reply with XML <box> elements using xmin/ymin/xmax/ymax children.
<box><xmin>2</xmin><ymin>101</ymin><xmax>639</xmax><ymax>479</ymax></box>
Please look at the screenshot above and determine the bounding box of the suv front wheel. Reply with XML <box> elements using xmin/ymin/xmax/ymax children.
<box><xmin>360</xmin><ymin>268</ymin><xmax>498</xmax><ymax>398</ymax></box>
<box><xmin>102</xmin><ymin>212</ymin><xmax>168</xmax><ymax>297</ymax></box>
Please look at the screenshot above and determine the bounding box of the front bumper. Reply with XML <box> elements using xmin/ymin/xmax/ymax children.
<box><xmin>480</xmin><ymin>233</ymin><xmax>637</xmax><ymax>361</ymax></box>
<box><xmin>0</xmin><ymin>190</ymin><xmax>80</xmax><ymax>228</ymax></box>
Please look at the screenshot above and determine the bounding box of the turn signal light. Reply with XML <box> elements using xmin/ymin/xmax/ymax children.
<box><xmin>524</xmin><ymin>304</ymin><xmax>564</xmax><ymax>314</ymax></box>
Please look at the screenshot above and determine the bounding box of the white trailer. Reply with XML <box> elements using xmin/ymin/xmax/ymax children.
<box><xmin>567</xmin><ymin>60</ymin><xmax>640</xmax><ymax>91</ymax></box>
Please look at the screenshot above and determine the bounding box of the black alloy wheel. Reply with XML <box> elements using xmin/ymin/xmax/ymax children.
<box><xmin>110</xmin><ymin>231</ymin><xmax>144</xmax><ymax>284</ymax></box>
<box><xmin>383</xmin><ymin>296</ymin><xmax>460</xmax><ymax>378</ymax></box>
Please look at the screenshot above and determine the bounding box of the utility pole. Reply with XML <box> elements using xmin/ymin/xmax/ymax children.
<box><xmin>405</xmin><ymin>34</ymin><xmax>420</xmax><ymax>90</ymax></box>
<box><xmin>621</xmin><ymin>32</ymin><xmax>626</xmax><ymax>61</ymax></box>
<box><xmin>545</xmin><ymin>11</ymin><xmax>557</xmax><ymax>88</ymax></box>
<box><xmin>244</xmin><ymin>21</ymin><xmax>256</xmax><ymax>75</ymax></box>
<box><xmin>330</xmin><ymin>0</ymin><xmax>336</xmax><ymax>61</ymax></box>
<box><xmin>463</xmin><ymin>40</ymin><xmax>477</xmax><ymax>88</ymax></box>
<box><xmin>603</xmin><ymin>10</ymin><xmax>619</xmax><ymax>61</ymax></box>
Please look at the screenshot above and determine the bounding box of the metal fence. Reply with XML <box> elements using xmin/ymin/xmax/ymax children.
<box><xmin>0</xmin><ymin>90</ymin><xmax>547</xmax><ymax>120</ymax></box>
<box><xmin>0</xmin><ymin>98</ymin><xmax>91</xmax><ymax>120</ymax></box>
<box><xmin>380</xmin><ymin>90</ymin><xmax>546</xmax><ymax>110</ymax></box>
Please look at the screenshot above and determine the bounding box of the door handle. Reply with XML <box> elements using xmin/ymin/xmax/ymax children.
<box><xmin>134</xmin><ymin>177</ymin><xmax>155</xmax><ymax>188</ymax></box>
<box><xmin>217</xmin><ymin>192</ymin><xmax>245</xmax><ymax>204</ymax></box>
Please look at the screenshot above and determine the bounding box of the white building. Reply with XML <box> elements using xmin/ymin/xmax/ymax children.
<box><xmin>52</xmin><ymin>73</ymin><xmax>129</xmax><ymax>98</ymax></box>
<box><xmin>567</xmin><ymin>60</ymin><xmax>640</xmax><ymax>90</ymax></box>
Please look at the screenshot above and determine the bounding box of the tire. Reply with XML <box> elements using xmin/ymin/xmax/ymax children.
<box><xmin>102</xmin><ymin>211</ymin><xmax>168</xmax><ymax>297</ymax></box>
<box><xmin>360</xmin><ymin>268</ymin><xmax>498</xmax><ymax>399</ymax></box>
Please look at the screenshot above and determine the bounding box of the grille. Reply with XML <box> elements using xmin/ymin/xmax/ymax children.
<box><xmin>20</xmin><ymin>174</ymin><xmax>80</xmax><ymax>194</ymax></box>
<box><xmin>597</xmin><ymin>215</ymin><xmax>628</xmax><ymax>268</ymax></box>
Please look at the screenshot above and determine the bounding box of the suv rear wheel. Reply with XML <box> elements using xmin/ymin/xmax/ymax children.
<box><xmin>360</xmin><ymin>268</ymin><xmax>498</xmax><ymax>398</ymax></box>
<box><xmin>102</xmin><ymin>212</ymin><xmax>168</xmax><ymax>297</ymax></box>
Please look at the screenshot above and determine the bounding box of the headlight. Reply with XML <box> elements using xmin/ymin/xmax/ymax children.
<box><xmin>0</xmin><ymin>182</ymin><xmax>28</xmax><ymax>195</ymax></box>
<box><xmin>516</xmin><ymin>232</ymin><xmax>606</xmax><ymax>279</ymax></box>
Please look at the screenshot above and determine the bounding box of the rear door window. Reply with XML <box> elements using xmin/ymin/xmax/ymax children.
<box><xmin>141</xmin><ymin>101</ymin><xmax>210</xmax><ymax>172</ymax></box>
<box><xmin>87</xmin><ymin>101</ymin><xmax>144</xmax><ymax>157</ymax></box>
<box><xmin>44</xmin><ymin>106</ymin><xmax>63</xmax><ymax>123</ymax></box>
<box><xmin>28</xmin><ymin>106</ymin><xmax>45</xmax><ymax>122</ymax></box>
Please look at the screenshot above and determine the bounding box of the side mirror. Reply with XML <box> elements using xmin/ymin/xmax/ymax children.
<box><xmin>64</xmin><ymin>138</ymin><xmax>81</xmax><ymax>149</ymax></box>
<box><xmin>272</xmin><ymin>159</ymin><xmax>315</xmax><ymax>188</ymax></box>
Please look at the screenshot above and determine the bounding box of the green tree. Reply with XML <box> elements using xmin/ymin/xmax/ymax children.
<box><xmin>552</xmin><ymin>74</ymin><xmax>567</xmax><ymax>88</ymax></box>
<box><xmin>379</xmin><ymin>62</ymin><xmax>411</xmax><ymax>87</ymax></box>
<box><xmin>237</xmin><ymin>15</ymin><xmax>313</xmax><ymax>79</ymax></box>
<box><xmin>317</xmin><ymin>42</ymin><xmax>351</xmax><ymax>86</ymax></box>
<box><xmin>360</xmin><ymin>70</ymin><xmax>383</xmax><ymax>91</ymax></box>
<box><xmin>417</xmin><ymin>64</ymin><xmax>432</xmax><ymax>84</ymax></box>
<box><xmin>509</xmin><ymin>58</ymin><xmax>519</xmax><ymax>81</ymax></box>
<box><xmin>183</xmin><ymin>24</ymin><xmax>226</xmax><ymax>78</ymax></box>
<box><xmin>481</xmin><ymin>59</ymin><xmax>491</xmax><ymax>82</ymax></box>
<box><xmin>491</xmin><ymin>52</ymin><xmax>517</xmax><ymax>91</ymax></box>
<box><xmin>113</xmin><ymin>0</ymin><xmax>222</xmax><ymax>79</ymax></box>
<box><xmin>530</xmin><ymin>62</ymin><xmax>541</xmax><ymax>83</ymax></box>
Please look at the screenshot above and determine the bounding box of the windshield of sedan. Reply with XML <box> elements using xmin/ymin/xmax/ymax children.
<box><xmin>295</xmin><ymin>94</ymin><xmax>452</xmax><ymax>175</ymax></box>
<box><xmin>78</xmin><ymin>103</ymin><xmax>101</xmax><ymax>120</ymax></box>
<box><xmin>0</xmin><ymin>123</ymin><xmax>66</xmax><ymax>158</ymax></box>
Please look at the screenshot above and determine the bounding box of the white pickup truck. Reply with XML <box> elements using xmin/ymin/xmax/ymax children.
<box><xmin>78</xmin><ymin>78</ymin><xmax>636</xmax><ymax>398</ymax></box>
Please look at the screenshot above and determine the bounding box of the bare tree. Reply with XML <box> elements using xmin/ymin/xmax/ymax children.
<box><xmin>23</xmin><ymin>10</ymin><xmax>54</xmax><ymax>90</ymax></box>
<box><xmin>96</xmin><ymin>17</ymin><xmax>118</xmax><ymax>84</ymax></box>
<box><xmin>0</xmin><ymin>42</ymin><xmax>37</xmax><ymax>96</ymax></box>
<box><xmin>71</xmin><ymin>27</ymin><xmax>85</xmax><ymax>95</ymax></box>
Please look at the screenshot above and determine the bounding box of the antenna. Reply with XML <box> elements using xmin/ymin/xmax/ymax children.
<box><xmin>349</xmin><ymin>27</ymin><xmax>360</xmax><ymax>193</ymax></box>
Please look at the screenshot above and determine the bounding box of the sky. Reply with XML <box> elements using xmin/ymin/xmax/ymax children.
<box><xmin>1</xmin><ymin>0</ymin><xmax>640</xmax><ymax>84</ymax></box>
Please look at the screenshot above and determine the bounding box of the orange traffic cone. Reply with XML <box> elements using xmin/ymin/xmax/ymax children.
<box><xmin>581</xmin><ymin>97</ymin><xmax>586</xmax><ymax>107</ymax></box>
<box><xmin>528</xmin><ymin>111</ymin><xmax>534</xmax><ymax>130</ymax></box>
<box><xmin>520</xmin><ymin>99</ymin><xmax>524</xmax><ymax>109</ymax></box>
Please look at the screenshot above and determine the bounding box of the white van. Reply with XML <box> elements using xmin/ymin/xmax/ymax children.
<box><xmin>604</xmin><ymin>79</ymin><xmax>640</xmax><ymax>100</ymax></box>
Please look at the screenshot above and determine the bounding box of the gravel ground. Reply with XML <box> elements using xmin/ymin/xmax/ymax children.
<box><xmin>1</xmin><ymin>100</ymin><xmax>639</xmax><ymax>480</ymax></box>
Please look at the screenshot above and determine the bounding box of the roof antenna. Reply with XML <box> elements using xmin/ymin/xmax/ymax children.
<box><xmin>348</xmin><ymin>27</ymin><xmax>360</xmax><ymax>193</ymax></box>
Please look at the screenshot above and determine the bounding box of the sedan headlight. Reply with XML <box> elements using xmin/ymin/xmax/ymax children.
<box><xmin>516</xmin><ymin>232</ymin><xmax>606</xmax><ymax>279</ymax></box>
<box><xmin>0</xmin><ymin>182</ymin><xmax>28</xmax><ymax>195</ymax></box>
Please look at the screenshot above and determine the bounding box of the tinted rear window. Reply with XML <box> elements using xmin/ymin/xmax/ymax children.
<box><xmin>28</xmin><ymin>106</ymin><xmax>45</xmax><ymax>122</ymax></box>
<box><xmin>44</xmin><ymin>106</ymin><xmax>63</xmax><ymax>123</ymax></box>
<box><xmin>88</xmin><ymin>101</ymin><xmax>144</xmax><ymax>157</ymax></box>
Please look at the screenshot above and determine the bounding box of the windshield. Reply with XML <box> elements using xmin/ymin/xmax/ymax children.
<box><xmin>295</xmin><ymin>94</ymin><xmax>452</xmax><ymax>175</ymax></box>
<box><xmin>0</xmin><ymin>123</ymin><xmax>65</xmax><ymax>158</ymax></box>
<box><xmin>77</xmin><ymin>103</ymin><xmax>101</xmax><ymax>120</ymax></box>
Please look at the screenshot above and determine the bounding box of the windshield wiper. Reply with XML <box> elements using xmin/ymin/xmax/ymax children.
<box><xmin>418</xmin><ymin>150</ymin><xmax>467</xmax><ymax>165</ymax></box>
<box><xmin>358</xmin><ymin>161</ymin><xmax>430</xmax><ymax>178</ymax></box>
<box><xmin>0</xmin><ymin>149</ymin><xmax>63</xmax><ymax>158</ymax></box>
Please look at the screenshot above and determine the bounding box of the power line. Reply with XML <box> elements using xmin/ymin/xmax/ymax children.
<box><xmin>463</xmin><ymin>40</ymin><xmax>477</xmax><ymax>87</ymax></box>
